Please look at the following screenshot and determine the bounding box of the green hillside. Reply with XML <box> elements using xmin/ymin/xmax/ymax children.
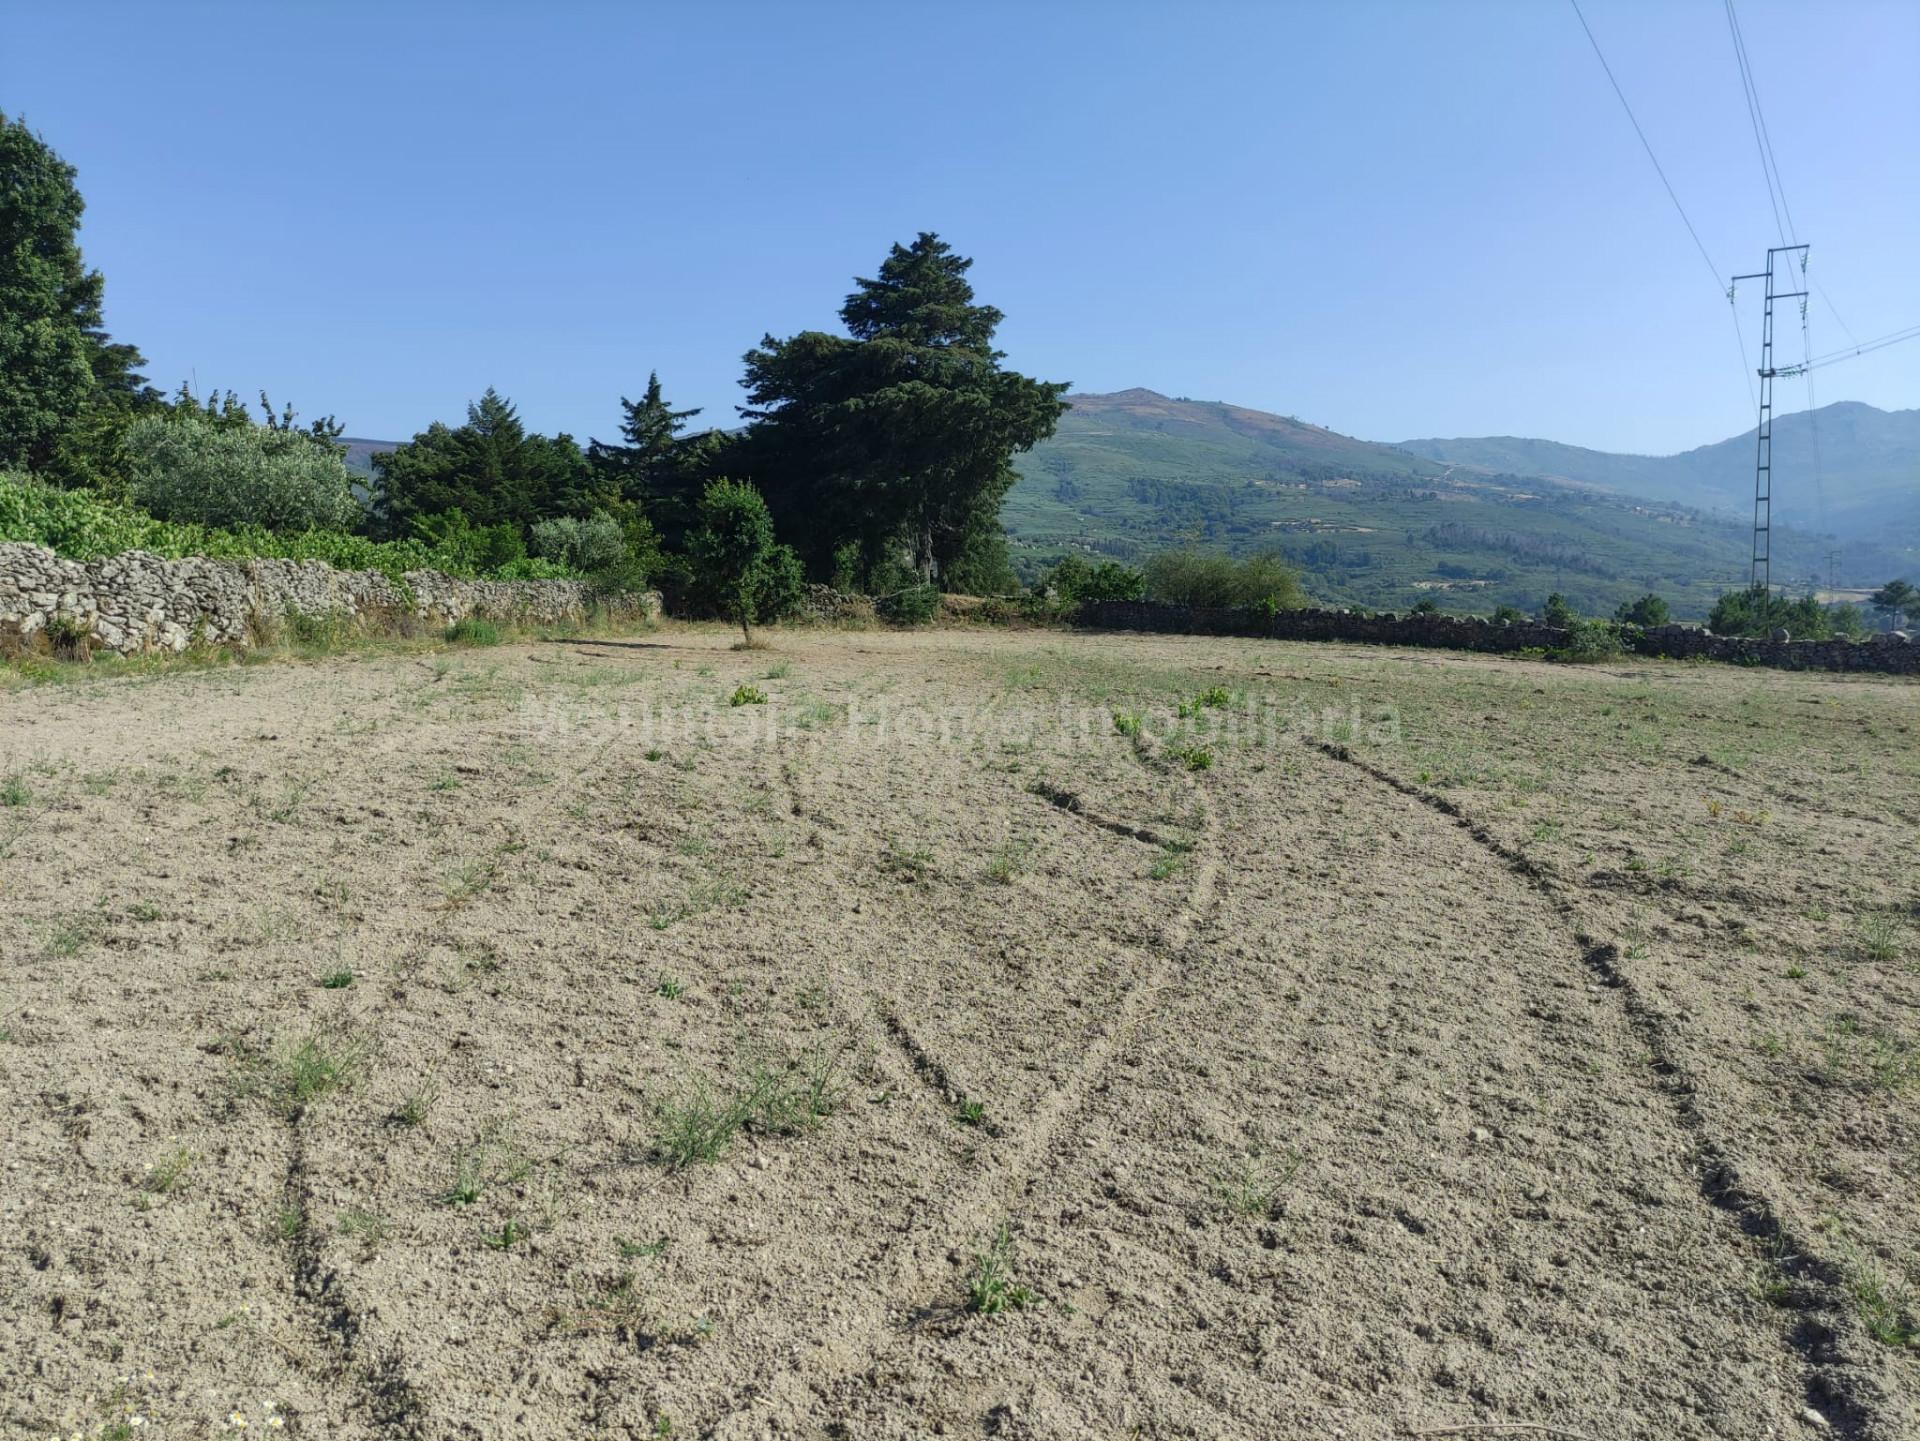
<box><xmin>1399</xmin><ymin>401</ymin><xmax>1920</xmax><ymax>542</ymax></box>
<box><xmin>1007</xmin><ymin>390</ymin><xmax>1914</xmax><ymax>619</ymax></box>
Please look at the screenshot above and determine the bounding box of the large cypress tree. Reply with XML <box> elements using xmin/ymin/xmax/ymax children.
<box><xmin>0</xmin><ymin>112</ymin><xmax>151</xmax><ymax>473</ymax></box>
<box><xmin>740</xmin><ymin>233</ymin><xmax>1068</xmax><ymax>583</ymax></box>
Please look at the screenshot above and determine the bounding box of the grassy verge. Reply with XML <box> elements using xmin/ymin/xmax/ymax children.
<box><xmin>0</xmin><ymin>605</ymin><xmax>658</xmax><ymax>691</ymax></box>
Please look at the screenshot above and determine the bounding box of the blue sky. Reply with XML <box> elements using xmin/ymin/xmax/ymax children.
<box><xmin>6</xmin><ymin>0</ymin><xmax>1916</xmax><ymax>455</ymax></box>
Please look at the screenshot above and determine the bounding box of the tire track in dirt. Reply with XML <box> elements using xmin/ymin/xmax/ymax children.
<box><xmin>280</xmin><ymin>1122</ymin><xmax>426</xmax><ymax>1437</ymax></box>
<box><xmin>1025</xmin><ymin>776</ymin><xmax>1172</xmax><ymax>847</ymax></box>
<box><xmin>771</xmin><ymin>741</ymin><xmax>1165</xmax><ymax>1134</ymax></box>
<box><xmin>716</xmin><ymin>752</ymin><xmax>1222</xmax><ymax>1434</ymax></box>
<box><xmin>772</xmin><ymin>748</ymin><xmax>970</xmax><ymax>1124</ymax></box>
<box><xmin>267</xmin><ymin>721</ymin><xmax>628</xmax><ymax>1435</ymax></box>
<box><xmin>1308</xmin><ymin>738</ymin><xmax>1886</xmax><ymax>1441</ymax></box>
<box><xmin>812</xmin><ymin>727</ymin><xmax>1814</xmax><ymax>1439</ymax></box>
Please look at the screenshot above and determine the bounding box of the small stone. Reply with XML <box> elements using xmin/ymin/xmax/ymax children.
<box><xmin>1800</xmin><ymin>1407</ymin><xmax>1829</xmax><ymax>1429</ymax></box>
<box><xmin>1469</xmin><ymin>1126</ymin><xmax>1491</xmax><ymax>1144</ymax></box>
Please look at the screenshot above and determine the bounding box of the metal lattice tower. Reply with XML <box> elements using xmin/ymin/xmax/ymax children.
<box><xmin>1731</xmin><ymin>244</ymin><xmax>1808</xmax><ymax>592</ymax></box>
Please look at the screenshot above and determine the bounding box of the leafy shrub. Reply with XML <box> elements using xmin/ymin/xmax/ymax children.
<box><xmin>1614</xmin><ymin>593</ymin><xmax>1669</xmax><ymax>627</ymax></box>
<box><xmin>409</xmin><ymin>508</ymin><xmax>527</xmax><ymax>573</ymax></box>
<box><xmin>729</xmin><ymin>683</ymin><xmax>767</xmax><ymax>706</ymax></box>
<box><xmin>531</xmin><ymin>511</ymin><xmax>626</xmax><ymax>574</ymax></box>
<box><xmin>488</xmin><ymin>555</ymin><xmax>575</xmax><ymax>580</ymax></box>
<box><xmin>1142</xmin><ymin>548</ymin><xmax>1305</xmax><ymax>610</ymax></box>
<box><xmin>531</xmin><ymin>506</ymin><xmax>658</xmax><ymax>592</ymax></box>
<box><xmin>1542</xmin><ymin>593</ymin><xmax>1577</xmax><ymax>628</ymax></box>
<box><xmin>124</xmin><ymin>410</ymin><xmax>361</xmax><ymax>533</ymax></box>
<box><xmin>1491</xmin><ymin>604</ymin><xmax>1525</xmax><ymax>624</ymax></box>
<box><xmin>877</xmin><ymin>582</ymin><xmax>939</xmax><ymax>626</ymax></box>
<box><xmin>943</xmin><ymin>525</ymin><xmax>1020</xmax><ymax>596</ymax></box>
<box><xmin>1552</xmin><ymin>619</ymin><xmax>1625</xmax><ymax>663</ymax></box>
<box><xmin>1043</xmin><ymin>553</ymin><xmax>1145</xmax><ymax>603</ymax></box>
<box><xmin>1708</xmin><ymin>585</ymin><xmax>1849</xmax><ymax>641</ymax></box>
<box><xmin>0</xmin><ymin>472</ymin><xmax>547</xmax><ymax>584</ymax></box>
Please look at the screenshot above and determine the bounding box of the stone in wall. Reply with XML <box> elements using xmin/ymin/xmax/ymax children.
<box><xmin>0</xmin><ymin>543</ymin><xmax>660</xmax><ymax>657</ymax></box>
<box><xmin>1074</xmin><ymin>598</ymin><xmax>1920</xmax><ymax>676</ymax></box>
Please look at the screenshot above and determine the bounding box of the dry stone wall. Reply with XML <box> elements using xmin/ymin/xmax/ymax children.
<box><xmin>1078</xmin><ymin>600</ymin><xmax>1920</xmax><ymax>676</ymax></box>
<box><xmin>0</xmin><ymin>543</ymin><xmax>656</xmax><ymax>656</ymax></box>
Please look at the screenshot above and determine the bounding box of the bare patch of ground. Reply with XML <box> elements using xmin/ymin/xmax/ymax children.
<box><xmin>2</xmin><ymin>626</ymin><xmax>1914</xmax><ymax>1439</ymax></box>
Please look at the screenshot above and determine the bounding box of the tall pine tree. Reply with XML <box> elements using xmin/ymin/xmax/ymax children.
<box><xmin>0</xmin><ymin>112</ymin><xmax>152</xmax><ymax>474</ymax></box>
<box><xmin>587</xmin><ymin>371</ymin><xmax>709</xmax><ymax>544</ymax></box>
<box><xmin>740</xmin><ymin>233</ymin><xmax>1068</xmax><ymax>584</ymax></box>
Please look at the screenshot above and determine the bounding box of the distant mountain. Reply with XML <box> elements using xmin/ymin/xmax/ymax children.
<box><xmin>339</xmin><ymin>438</ymin><xmax>395</xmax><ymax>477</ymax></box>
<box><xmin>1398</xmin><ymin>401</ymin><xmax>1920</xmax><ymax>542</ymax></box>
<box><xmin>1004</xmin><ymin>389</ymin><xmax>1916</xmax><ymax>617</ymax></box>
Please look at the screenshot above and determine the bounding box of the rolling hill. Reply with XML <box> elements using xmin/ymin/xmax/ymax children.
<box><xmin>1004</xmin><ymin>390</ymin><xmax>1917</xmax><ymax>618</ymax></box>
<box><xmin>1398</xmin><ymin>401</ymin><xmax>1920</xmax><ymax>543</ymax></box>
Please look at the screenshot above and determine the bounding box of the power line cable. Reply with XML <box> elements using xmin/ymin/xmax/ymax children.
<box><xmin>1724</xmin><ymin>0</ymin><xmax>1795</xmax><ymax>244</ymax></box>
<box><xmin>1569</xmin><ymin>0</ymin><xmax>1725</xmax><ymax>287</ymax></box>
<box><xmin>1787</xmin><ymin>322</ymin><xmax>1920</xmax><ymax>373</ymax></box>
<box><xmin>1566</xmin><ymin>0</ymin><xmax>1755</xmax><ymax>410</ymax></box>
<box><xmin>1813</xmin><ymin>276</ymin><xmax>1860</xmax><ymax>348</ymax></box>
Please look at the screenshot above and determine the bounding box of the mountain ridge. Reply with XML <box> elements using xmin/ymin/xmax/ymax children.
<box><xmin>1397</xmin><ymin>398</ymin><xmax>1919</xmax><ymax>539</ymax></box>
<box><xmin>1004</xmin><ymin>388</ymin><xmax>1915</xmax><ymax>615</ymax></box>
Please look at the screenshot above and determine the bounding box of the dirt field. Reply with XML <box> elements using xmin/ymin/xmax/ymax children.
<box><xmin>2</xmin><ymin>623</ymin><xmax>1915</xmax><ymax>1440</ymax></box>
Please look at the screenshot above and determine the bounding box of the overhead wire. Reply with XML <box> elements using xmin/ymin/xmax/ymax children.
<box><xmin>1724</xmin><ymin>0</ymin><xmax>1794</xmax><ymax>244</ymax></box>
<box><xmin>1787</xmin><ymin>322</ymin><xmax>1920</xmax><ymax>373</ymax></box>
<box><xmin>1565</xmin><ymin>0</ymin><xmax>1756</xmax><ymax>410</ymax></box>
<box><xmin>1568</xmin><ymin>0</ymin><xmax>1724</xmax><ymax>286</ymax></box>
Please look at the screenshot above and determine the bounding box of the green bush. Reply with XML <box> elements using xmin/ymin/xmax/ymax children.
<box><xmin>1142</xmin><ymin>548</ymin><xmax>1305</xmax><ymax>610</ymax></box>
<box><xmin>409</xmin><ymin>509</ymin><xmax>527</xmax><ymax>573</ymax></box>
<box><xmin>531</xmin><ymin>511</ymin><xmax>627</xmax><ymax>575</ymax></box>
<box><xmin>1708</xmin><ymin>585</ymin><xmax>1850</xmax><ymax>641</ymax></box>
<box><xmin>1044</xmin><ymin>553</ymin><xmax>1144</xmax><ymax>603</ymax></box>
<box><xmin>1552</xmin><ymin>619</ymin><xmax>1625</xmax><ymax>663</ymax></box>
<box><xmin>124</xmin><ymin>410</ymin><xmax>361</xmax><ymax>533</ymax></box>
<box><xmin>877</xmin><ymin>582</ymin><xmax>939</xmax><ymax>626</ymax></box>
<box><xmin>0</xmin><ymin>472</ymin><xmax>565</xmax><ymax>585</ymax></box>
<box><xmin>444</xmin><ymin>618</ymin><xmax>502</xmax><ymax>646</ymax></box>
<box><xmin>1614</xmin><ymin>593</ymin><xmax>1669</xmax><ymax>628</ymax></box>
<box><xmin>529</xmin><ymin>506</ymin><xmax>657</xmax><ymax>592</ymax></box>
<box><xmin>1542</xmin><ymin>593</ymin><xmax>1577</xmax><ymax>628</ymax></box>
